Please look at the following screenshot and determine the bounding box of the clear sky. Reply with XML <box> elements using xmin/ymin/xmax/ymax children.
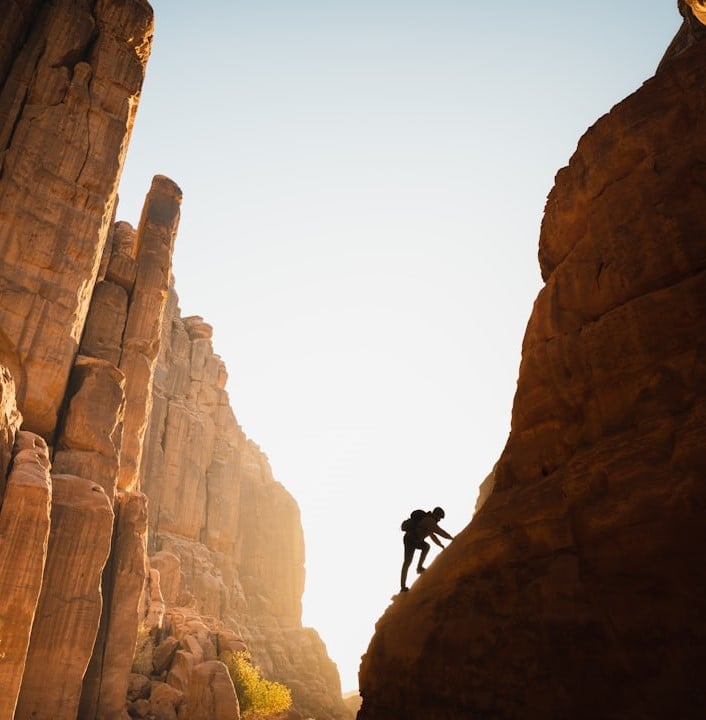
<box><xmin>117</xmin><ymin>0</ymin><xmax>680</xmax><ymax>693</ymax></box>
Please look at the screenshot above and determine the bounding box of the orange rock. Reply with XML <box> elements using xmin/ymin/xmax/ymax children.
<box><xmin>0</xmin><ymin>431</ymin><xmax>51</xmax><ymax>720</ymax></box>
<box><xmin>359</xmin><ymin>26</ymin><xmax>706</xmax><ymax>720</ymax></box>
<box><xmin>0</xmin><ymin>0</ymin><xmax>153</xmax><ymax>440</ymax></box>
<box><xmin>15</xmin><ymin>474</ymin><xmax>114</xmax><ymax>720</ymax></box>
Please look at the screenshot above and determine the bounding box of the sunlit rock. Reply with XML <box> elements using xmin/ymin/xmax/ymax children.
<box><xmin>0</xmin><ymin>0</ymin><xmax>153</xmax><ymax>440</ymax></box>
<box><xmin>0</xmin><ymin>431</ymin><xmax>51</xmax><ymax>720</ymax></box>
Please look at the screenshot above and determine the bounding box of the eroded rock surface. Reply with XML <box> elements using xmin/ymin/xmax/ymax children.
<box><xmin>0</xmin><ymin>0</ymin><xmax>153</xmax><ymax>439</ymax></box>
<box><xmin>15</xmin><ymin>474</ymin><xmax>114</xmax><ymax>720</ymax></box>
<box><xmin>359</xmin><ymin>23</ymin><xmax>706</xmax><ymax>720</ymax></box>
<box><xmin>139</xmin><ymin>292</ymin><xmax>351</xmax><ymax>720</ymax></box>
<box><xmin>0</xmin><ymin>3</ymin><xmax>351</xmax><ymax>718</ymax></box>
<box><xmin>0</xmin><ymin>430</ymin><xmax>51</xmax><ymax>720</ymax></box>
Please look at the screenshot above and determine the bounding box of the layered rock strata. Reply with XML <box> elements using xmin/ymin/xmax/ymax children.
<box><xmin>359</xmin><ymin>15</ymin><xmax>706</xmax><ymax>720</ymax></box>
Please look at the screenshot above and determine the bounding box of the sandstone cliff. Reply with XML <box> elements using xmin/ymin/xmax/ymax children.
<box><xmin>0</xmin><ymin>3</ymin><xmax>350</xmax><ymax>719</ymax></box>
<box><xmin>359</xmin><ymin>7</ymin><xmax>706</xmax><ymax>720</ymax></box>
<box><xmin>136</xmin><ymin>288</ymin><xmax>351</xmax><ymax>720</ymax></box>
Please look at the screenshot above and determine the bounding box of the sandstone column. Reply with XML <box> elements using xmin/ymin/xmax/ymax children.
<box><xmin>0</xmin><ymin>431</ymin><xmax>51</xmax><ymax>720</ymax></box>
<box><xmin>15</xmin><ymin>474</ymin><xmax>114</xmax><ymax>720</ymax></box>
<box><xmin>52</xmin><ymin>355</ymin><xmax>126</xmax><ymax>500</ymax></box>
<box><xmin>79</xmin><ymin>491</ymin><xmax>149</xmax><ymax>720</ymax></box>
<box><xmin>0</xmin><ymin>0</ymin><xmax>153</xmax><ymax>439</ymax></box>
<box><xmin>118</xmin><ymin>175</ymin><xmax>183</xmax><ymax>491</ymax></box>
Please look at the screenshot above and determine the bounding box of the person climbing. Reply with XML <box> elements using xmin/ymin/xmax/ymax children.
<box><xmin>400</xmin><ymin>506</ymin><xmax>454</xmax><ymax>592</ymax></box>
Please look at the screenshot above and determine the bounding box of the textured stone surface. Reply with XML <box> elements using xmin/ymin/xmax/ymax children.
<box><xmin>183</xmin><ymin>661</ymin><xmax>240</xmax><ymax>720</ymax></box>
<box><xmin>52</xmin><ymin>355</ymin><xmax>126</xmax><ymax>499</ymax></box>
<box><xmin>16</xmin><ymin>473</ymin><xmax>114</xmax><ymax>720</ymax></box>
<box><xmin>359</xmin><ymin>30</ymin><xmax>706</xmax><ymax>720</ymax></box>
<box><xmin>0</xmin><ymin>0</ymin><xmax>153</xmax><ymax>439</ymax></box>
<box><xmin>118</xmin><ymin>175</ymin><xmax>183</xmax><ymax>492</ymax></box>
<box><xmin>79</xmin><ymin>491</ymin><xmax>149</xmax><ymax>720</ymax></box>
<box><xmin>140</xmin><ymin>288</ymin><xmax>351</xmax><ymax>720</ymax></box>
<box><xmin>0</xmin><ymin>431</ymin><xmax>51</xmax><ymax>720</ymax></box>
<box><xmin>0</xmin><ymin>363</ymin><xmax>22</xmax><ymax>499</ymax></box>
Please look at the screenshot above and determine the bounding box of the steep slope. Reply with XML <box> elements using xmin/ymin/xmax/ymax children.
<box><xmin>359</xmin><ymin>9</ymin><xmax>706</xmax><ymax>720</ymax></box>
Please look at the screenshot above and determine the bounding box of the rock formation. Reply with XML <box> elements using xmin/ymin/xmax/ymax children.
<box><xmin>0</xmin><ymin>3</ymin><xmax>351</xmax><ymax>719</ymax></box>
<box><xmin>358</xmin><ymin>9</ymin><xmax>706</xmax><ymax>720</ymax></box>
<box><xmin>0</xmin><ymin>0</ymin><xmax>153</xmax><ymax>440</ymax></box>
<box><xmin>136</xmin><ymin>291</ymin><xmax>351</xmax><ymax>720</ymax></box>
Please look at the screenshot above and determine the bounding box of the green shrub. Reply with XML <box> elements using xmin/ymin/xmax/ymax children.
<box><xmin>221</xmin><ymin>650</ymin><xmax>292</xmax><ymax>718</ymax></box>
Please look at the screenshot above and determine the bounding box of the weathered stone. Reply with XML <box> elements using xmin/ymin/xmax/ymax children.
<box><xmin>128</xmin><ymin>697</ymin><xmax>151</xmax><ymax>718</ymax></box>
<box><xmin>150</xmin><ymin>682</ymin><xmax>184</xmax><ymax>720</ymax></box>
<box><xmin>0</xmin><ymin>431</ymin><xmax>51</xmax><ymax>720</ymax></box>
<box><xmin>687</xmin><ymin>0</ymin><xmax>706</xmax><ymax>24</ymax></box>
<box><xmin>0</xmin><ymin>0</ymin><xmax>154</xmax><ymax>440</ymax></box>
<box><xmin>153</xmin><ymin>636</ymin><xmax>180</xmax><ymax>675</ymax></box>
<box><xmin>238</xmin><ymin>440</ymin><xmax>304</xmax><ymax>627</ymax></box>
<box><xmin>358</xmin><ymin>27</ymin><xmax>706</xmax><ymax>720</ymax></box>
<box><xmin>166</xmin><ymin>650</ymin><xmax>196</xmax><ymax>694</ymax></box>
<box><xmin>127</xmin><ymin>673</ymin><xmax>152</xmax><ymax>702</ymax></box>
<box><xmin>80</xmin><ymin>491</ymin><xmax>149</xmax><ymax>720</ymax></box>
<box><xmin>180</xmin><ymin>661</ymin><xmax>239</xmax><ymax>720</ymax></box>
<box><xmin>52</xmin><ymin>355</ymin><xmax>125</xmax><ymax>498</ymax></box>
<box><xmin>118</xmin><ymin>175</ymin><xmax>182</xmax><ymax>492</ymax></box>
<box><xmin>150</xmin><ymin>551</ymin><xmax>181</xmax><ymax>606</ymax></box>
<box><xmin>81</xmin><ymin>280</ymin><xmax>130</xmax><ymax>366</ymax></box>
<box><xmin>0</xmin><ymin>363</ymin><xmax>22</xmax><ymax>499</ymax></box>
<box><xmin>140</xmin><ymin>284</ymin><xmax>351</xmax><ymax>719</ymax></box>
<box><xmin>16</xmin><ymin>474</ymin><xmax>114</xmax><ymax>720</ymax></box>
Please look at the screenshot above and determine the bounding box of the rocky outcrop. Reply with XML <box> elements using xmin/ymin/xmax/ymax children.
<box><xmin>359</xmin><ymin>14</ymin><xmax>706</xmax><ymax>720</ymax></box>
<box><xmin>0</xmin><ymin>0</ymin><xmax>153</xmax><ymax>439</ymax></box>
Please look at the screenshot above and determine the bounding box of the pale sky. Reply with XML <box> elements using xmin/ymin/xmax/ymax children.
<box><xmin>117</xmin><ymin>0</ymin><xmax>680</xmax><ymax>693</ymax></box>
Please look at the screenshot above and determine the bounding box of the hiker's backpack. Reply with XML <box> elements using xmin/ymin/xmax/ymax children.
<box><xmin>401</xmin><ymin>508</ymin><xmax>428</xmax><ymax>532</ymax></box>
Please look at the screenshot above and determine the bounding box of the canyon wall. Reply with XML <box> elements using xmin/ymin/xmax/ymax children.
<box><xmin>0</xmin><ymin>3</ymin><xmax>350</xmax><ymax>719</ymax></box>
<box><xmin>359</xmin><ymin>7</ymin><xmax>706</xmax><ymax>720</ymax></box>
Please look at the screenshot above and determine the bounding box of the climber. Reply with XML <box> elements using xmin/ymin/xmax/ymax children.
<box><xmin>400</xmin><ymin>506</ymin><xmax>454</xmax><ymax>593</ymax></box>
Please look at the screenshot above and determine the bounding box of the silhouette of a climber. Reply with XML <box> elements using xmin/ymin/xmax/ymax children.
<box><xmin>400</xmin><ymin>506</ymin><xmax>453</xmax><ymax>592</ymax></box>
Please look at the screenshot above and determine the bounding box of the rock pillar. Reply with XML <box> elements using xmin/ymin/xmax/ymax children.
<box><xmin>0</xmin><ymin>431</ymin><xmax>51</xmax><ymax>720</ymax></box>
<box><xmin>118</xmin><ymin>175</ymin><xmax>182</xmax><ymax>492</ymax></box>
<box><xmin>15</xmin><ymin>474</ymin><xmax>114</xmax><ymax>720</ymax></box>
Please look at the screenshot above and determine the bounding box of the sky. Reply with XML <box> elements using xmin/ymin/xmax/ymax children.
<box><xmin>117</xmin><ymin>0</ymin><xmax>681</xmax><ymax>693</ymax></box>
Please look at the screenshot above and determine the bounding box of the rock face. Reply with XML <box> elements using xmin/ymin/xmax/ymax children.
<box><xmin>138</xmin><ymin>292</ymin><xmax>351</xmax><ymax>720</ymax></box>
<box><xmin>15</xmin><ymin>474</ymin><xmax>114</xmax><ymax>720</ymax></box>
<box><xmin>0</xmin><ymin>0</ymin><xmax>154</xmax><ymax>439</ymax></box>
<box><xmin>359</xmin><ymin>16</ymin><xmax>706</xmax><ymax>720</ymax></box>
<box><xmin>0</xmin><ymin>431</ymin><xmax>51</xmax><ymax>720</ymax></box>
<box><xmin>0</xmin><ymin>4</ymin><xmax>350</xmax><ymax>720</ymax></box>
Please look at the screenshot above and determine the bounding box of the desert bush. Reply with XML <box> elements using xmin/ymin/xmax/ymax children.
<box><xmin>221</xmin><ymin>650</ymin><xmax>292</xmax><ymax>718</ymax></box>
